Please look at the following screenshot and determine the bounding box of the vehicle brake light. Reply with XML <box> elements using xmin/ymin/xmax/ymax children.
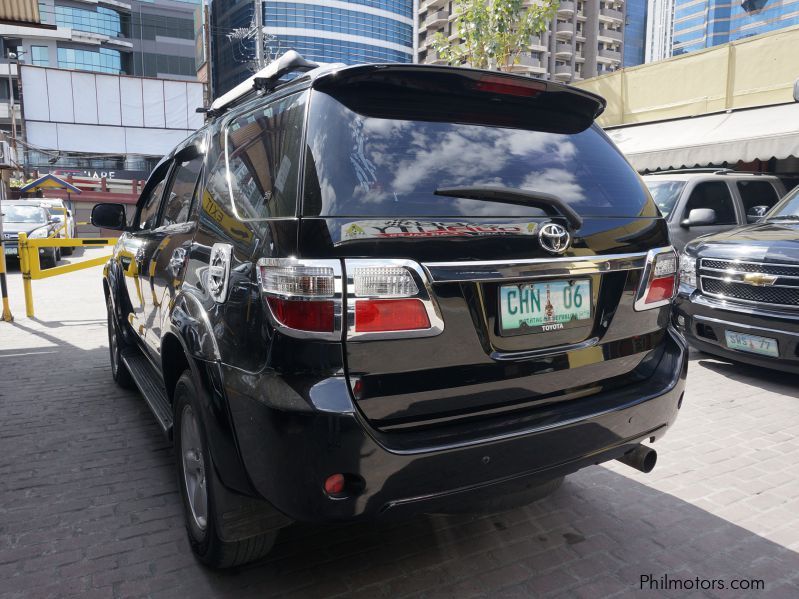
<box><xmin>345</xmin><ymin>260</ymin><xmax>444</xmax><ymax>339</ymax></box>
<box><xmin>257</xmin><ymin>258</ymin><xmax>342</xmax><ymax>338</ymax></box>
<box><xmin>634</xmin><ymin>249</ymin><xmax>678</xmax><ymax>311</ymax></box>
<box><xmin>355</xmin><ymin>298</ymin><xmax>430</xmax><ymax>332</ymax></box>
<box><xmin>473</xmin><ymin>75</ymin><xmax>545</xmax><ymax>97</ymax></box>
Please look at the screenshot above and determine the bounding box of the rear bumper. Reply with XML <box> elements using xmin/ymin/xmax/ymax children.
<box><xmin>674</xmin><ymin>292</ymin><xmax>799</xmax><ymax>374</ymax></box>
<box><xmin>225</xmin><ymin>328</ymin><xmax>687</xmax><ymax>523</ymax></box>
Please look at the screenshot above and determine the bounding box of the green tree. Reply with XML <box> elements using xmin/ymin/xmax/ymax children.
<box><xmin>430</xmin><ymin>0</ymin><xmax>559</xmax><ymax>71</ymax></box>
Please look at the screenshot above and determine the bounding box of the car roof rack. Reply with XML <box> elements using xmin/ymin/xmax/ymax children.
<box><xmin>651</xmin><ymin>168</ymin><xmax>765</xmax><ymax>176</ymax></box>
<box><xmin>202</xmin><ymin>50</ymin><xmax>319</xmax><ymax>118</ymax></box>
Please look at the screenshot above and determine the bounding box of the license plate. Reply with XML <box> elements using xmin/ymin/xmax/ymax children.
<box><xmin>724</xmin><ymin>330</ymin><xmax>779</xmax><ymax>358</ymax></box>
<box><xmin>4</xmin><ymin>246</ymin><xmax>17</xmax><ymax>256</ymax></box>
<box><xmin>499</xmin><ymin>279</ymin><xmax>592</xmax><ymax>335</ymax></box>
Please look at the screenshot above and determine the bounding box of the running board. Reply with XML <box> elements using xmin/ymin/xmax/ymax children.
<box><xmin>121</xmin><ymin>350</ymin><xmax>173</xmax><ymax>434</ymax></box>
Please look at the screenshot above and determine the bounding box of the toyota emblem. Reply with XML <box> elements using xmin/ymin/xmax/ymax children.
<box><xmin>538</xmin><ymin>223</ymin><xmax>571</xmax><ymax>254</ymax></box>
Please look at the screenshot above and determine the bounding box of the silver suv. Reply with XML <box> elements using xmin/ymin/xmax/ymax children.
<box><xmin>643</xmin><ymin>169</ymin><xmax>786</xmax><ymax>251</ymax></box>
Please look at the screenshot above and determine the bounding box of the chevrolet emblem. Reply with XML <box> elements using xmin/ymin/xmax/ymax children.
<box><xmin>741</xmin><ymin>273</ymin><xmax>778</xmax><ymax>286</ymax></box>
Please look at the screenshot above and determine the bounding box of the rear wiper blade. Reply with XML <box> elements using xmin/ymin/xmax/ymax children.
<box><xmin>434</xmin><ymin>185</ymin><xmax>583</xmax><ymax>230</ymax></box>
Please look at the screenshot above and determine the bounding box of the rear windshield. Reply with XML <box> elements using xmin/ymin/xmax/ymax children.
<box><xmin>644</xmin><ymin>179</ymin><xmax>686</xmax><ymax>218</ymax></box>
<box><xmin>302</xmin><ymin>91</ymin><xmax>652</xmax><ymax>218</ymax></box>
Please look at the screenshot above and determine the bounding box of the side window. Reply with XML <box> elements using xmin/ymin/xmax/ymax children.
<box><xmin>137</xmin><ymin>168</ymin><xmax>170</xmax><ymax>230</ymax></box>
<box><xmin>737</xmin><ymin>180</ymin><xmax>779</xmax><ymax>213</ymax></box>
<box><xmin>684</xmin><ymin>182</ymin><xmax>737</xmax><ymax>225</ymax></box>
<box><xmin>222</xmin><ymin>90</ymin><xmax>306</xmax><ymax>219</ymax></box>
<box><xmin>161</xmin><ymin>154</ymin><xmax>204</xmax><ymax>227</ymax></box>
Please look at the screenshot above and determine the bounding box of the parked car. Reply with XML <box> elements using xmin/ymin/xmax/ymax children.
<box><xmin>1</xmin><ymin>201</ymin><xmax>61</xmax><ymax>267</ymax></box>
<box><xmin>643</xmin><ymin>170</ymin><xmax>785</xmax><ymax>251</ymax></box>
<box><xmin>674</xmin><ymin>184</ymin><xmax>799</xmax><ymax>373</ymax></box>
<box><xmin>38</xmin><ymin>198</ymin><xmax>76</xmax><ymax>255</ymax></box>
<box><xmin>92</xmin><ymin>53</ymin><xmax>688</xmax><ymax>569</ymax></box>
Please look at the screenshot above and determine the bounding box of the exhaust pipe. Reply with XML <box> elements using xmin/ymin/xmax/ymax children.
<box><xmin>616</xmin><ymin>444</ymin><xmax>657</xmax><ymax>473</ymax></box>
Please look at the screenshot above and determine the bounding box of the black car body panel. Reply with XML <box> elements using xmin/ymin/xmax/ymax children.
<box><xmin>674</xmin><ymin>216</ymin><xmax>799</xmax><ymax>373</ymax></box>
<box><xmin>97</xmin><ymin>62</ymin><xmax>686</xmax><ymax>542</ymax></box>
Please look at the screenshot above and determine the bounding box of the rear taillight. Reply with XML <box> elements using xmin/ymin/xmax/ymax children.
<box><xmin>257</xmin><ymin>258</ymin><xmax>343</xmax><ymax>339</ymax></box>
<box><xmin>345</xmin><ymin>259</ymin><xmax>443</xmax><ymax>339</ymax></box>
<box><xmin>634</xmin><ymin>248</ymin><xmax>678</xmax><ymax>311</ymax></box>
<box><xmin>257</xmin><ymin>258</ymin><xmax>443</xmax><ymax>340</ymax></box>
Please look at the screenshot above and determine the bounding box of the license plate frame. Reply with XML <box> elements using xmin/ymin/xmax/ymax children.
<box><xmin>724</xmin><ymin>330</ymin><xmax>779</xmax><ymax>358</ymax></box>
<box><xmin>498</xmin><ymin>278</ymin><xmax>592</xmax><ymax>336</ymax></box>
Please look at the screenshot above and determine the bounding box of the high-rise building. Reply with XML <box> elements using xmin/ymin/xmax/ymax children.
<box><xmin>624</xmin><ymin>0</ymin><xmax>647</xmax><ymax>66</ymax></box>
<box><xmin>672</xmin><ymin>0</ymin><xmax>799</xmax><ymax>56</ymax></box>
<box><xmin>417</xmin><ymin>1</ymin><xmax>626</xmax><ymax>83</ymax></box>
<box><xmin>209</xmin><ymin>0</ymin><xmax>414</xmax><ymax>98</ymax></box>
<box><xmin>1</xmin><ymin>1</ymin><xmax>200</xmax><ymax>134</ymax></box>
<box><xmin>645</xmin><ymin>0</ymin><xmax>674</xmax><ymax>62</ymax></box>
<box><xmin>1</xmin><ymin>0</ymin><xmax>202</xmax><ymax>175</ymax></box>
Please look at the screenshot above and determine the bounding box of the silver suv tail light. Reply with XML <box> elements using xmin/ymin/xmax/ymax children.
<box><xmin>634</xmin><ymin>248</ymin><xmax>678</xmax><ymax>311</ymax></box>
<box><xmin>257</xmin><ymin>258</ymin><xmax>444</xmax><ymax>340</ymax></box>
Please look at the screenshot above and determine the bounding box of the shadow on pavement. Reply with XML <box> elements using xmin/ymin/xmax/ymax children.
<box><xmin>690</xmin><ymin>352</ymin><xmax>796</xmax><ymax>393</ymax></box>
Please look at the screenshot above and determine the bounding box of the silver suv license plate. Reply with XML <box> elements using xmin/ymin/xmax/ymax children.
<box><xmin>500</xmin><ymin>279</ymin><xmax>591</xmax><ymax>335</ymax></box>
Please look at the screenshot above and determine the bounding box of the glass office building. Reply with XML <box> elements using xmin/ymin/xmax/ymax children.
<box><xmin>624</xmin><ymin>0</ymin><xmax>648</xmax><ymax>66</ymax></box>
<box><xmin>673</xmin><ymin>0</ymin><xmax>799</xmax><ymax>55</ymax></box>
<box><xmin>210</xmin><ymin>0</ymin><xmax>414</xmax><ymax>98</ymax></box>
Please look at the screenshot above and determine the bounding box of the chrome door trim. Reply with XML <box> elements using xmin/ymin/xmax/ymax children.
<box><xmin>422</xmin><ymin>251</ymin><xmax>651</xmax><ymax>283</ymax></box>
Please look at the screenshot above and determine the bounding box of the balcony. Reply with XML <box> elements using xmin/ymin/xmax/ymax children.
<box><xmin>600</xmin><ymin>7</ymin><xmax>624</xmax><ymax>22</ymax></box>
<box><xmin>529</xmin><ymin>36</ymin><xmax>547</xmax><ymax>51</ymax></box>
<box><xmin>558</xmin><ymin>0</ymin><xmax>576</xmax><ymax>14</ymax></box>
<box><xmin>424</xmin><ymin>10</ymin><xmax>449</xmax><ymax>29</ymax></box>
<box><xmin>555</xmin><ymin>42</ymin><xmax>573</xmax><ymax>58</ymax></box>
<box><xmin>599</xmin><ymin>27</ymin><xmax>623</xmax><ymax>42</ymax></box>
<box><xmin>553</xmin><ymin>64</ymin><xmax>573</xmax><ymax>80</ymax></box>
<box><xmin>598</xmin><ymin>47</ymin><xmax>622</xmax><ymax>62</ymax></box>
<box><xmin>555</xmin><ymin>21</ymin><xmax>574</xmax><ymax>37</ymax></box>
<box><xmin>507</xmin><ymin>54</ymin><xmax>545</xmax><ymax>74</ymax></box>
<box><xmin>418</xmin><ymin>0</ymin><xmax>448</xmax><ymax>13</ymax></box>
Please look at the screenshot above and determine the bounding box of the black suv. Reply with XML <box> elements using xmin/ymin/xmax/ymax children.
<box><xmin>93</xmin><ymin>52</ymin><xmax>687</xmax><ymax>569</ymax></box>
<box><xmin>674</xmin><ymin>185</ymin><xmax>799</xmax><ymax>373</ymax></box>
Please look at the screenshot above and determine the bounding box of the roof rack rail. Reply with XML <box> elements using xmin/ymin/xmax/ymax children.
<box><xmin>203</xmin><ymin>50</ymin><xmax>319</xmax><ymax>117</ymax></box>
<box><xmin>654</xmin><ymin>168</ymin><xmax>735</xmax><ymax>175</ymax></box>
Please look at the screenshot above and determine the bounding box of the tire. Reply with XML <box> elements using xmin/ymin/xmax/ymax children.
<box><xmin>174</xmin><ymin>371</ymin><xmax>278</xmax><ymax>569</ymax></box>
<box><xmin>106</xmin><ymin>295</ymin><xmax>135</xmax><ymax>389</ymax></box>
<box><xmin>435</xmin><ymin>476</ymin><xmax>565</xmax><ymax>515</ymax></box>
<box><xmin>55</xmin><ymin>247</ymin><xmax>62</xmax><ymax>262</ymax></box>
<box><xmin>62</xmin><ymin>243</ymin><xmax>73</xmax><ymax>256</ymax></box>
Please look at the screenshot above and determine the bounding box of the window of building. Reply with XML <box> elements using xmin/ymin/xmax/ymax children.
<box><xmin>31</xmin><ymin>46</ymin><xmax>49</xmax><ymax>66</ymax></box>
<box><xmin>57</xmin><ymin>47</ymin><xmax>123</xmax><ymax>74</ymax></box>
<box><xmin>161</xmin><ymin>153</ymin><xmax>204</xmax><ymax>227</ymax></box>
<box><xmin>685</xmin><ymin>182</ymin><xmax>737</xmax><ymax>224</ymax></box>
<box><xmin>53</xmin><ymin>6</ymin><xmax>129</xmax><ymax>38</ymax></box>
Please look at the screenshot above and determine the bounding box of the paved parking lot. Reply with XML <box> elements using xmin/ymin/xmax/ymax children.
<box><xmin>1</xmin><ymin>251</ymin><xmax>799</xmax><ymax>598</ymax></box>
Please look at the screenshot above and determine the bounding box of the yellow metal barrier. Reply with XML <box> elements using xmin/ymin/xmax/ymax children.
<box><xmin>17</xmin><ymin>232</ymin><xmax>117</xmax><ymax>318</ymax></box>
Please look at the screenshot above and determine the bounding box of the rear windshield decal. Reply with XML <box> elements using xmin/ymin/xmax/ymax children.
<box><xmin>340</xmin><ymin>220</ymin><xmax>538</xmax><ymax>242</ymax></box>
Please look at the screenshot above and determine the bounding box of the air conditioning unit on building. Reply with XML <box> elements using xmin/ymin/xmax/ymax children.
<box><xmin>0</xmin><ymin>141</ymin><xmax>16</xmax><ymax>169</ymax></box>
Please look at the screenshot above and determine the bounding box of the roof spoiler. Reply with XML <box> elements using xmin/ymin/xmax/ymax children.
<box><xmin>203</xmin><ymin>51</ymin><xmax>319</xmax><ymax>117</ymax></box>
<box><xmin>311</xmin><ymin>64</ymin><xmax>606</xmax><ymax>134</ymax></box>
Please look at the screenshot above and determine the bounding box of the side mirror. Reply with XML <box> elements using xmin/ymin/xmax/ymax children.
<box><xmin>746</xmin><ymin>205</ymin><xmax>769</xmax><ymax>223</ymax></box>
<box><xmin>91</xmin><ymin>203</ymin><xmax>127</xmax><ymax>230</ymax></box>
<box><xmin>680</xmin><ymin>208</ymin><xmax>717</xmax><ymax>228</ymax></box>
